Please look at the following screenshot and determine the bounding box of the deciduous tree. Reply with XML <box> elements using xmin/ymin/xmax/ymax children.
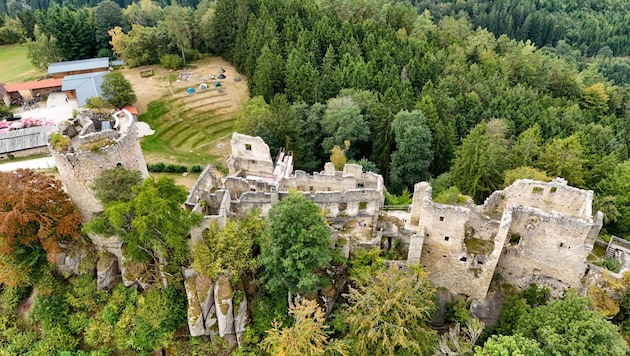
<box><xmin>514</xmin><ymin>290</ymin><xmax>628</xmax><ymax>355</ymax></box>
<box><xmin>192</xmin><ymin>214</ymin><xmax>261</xmax><ymax>284</ymax></box>
<box><xmin>258</xmin><ymin>192</ymin><xmax>336</xmax><ymax>306</ymax></box>
<box><xmin>93</xmin><ymin>177</ymin><xmax>201</xmax><ymax>287</ymax></box>
<box><xmin>0</xmin><ymin>170</ymin><xmax>82</xmax><ymax>286</ymax></box>
<box><xmin>101</xmin><ymin>71</ymin><xmax>137</xmax><ymax>108</ymax></box>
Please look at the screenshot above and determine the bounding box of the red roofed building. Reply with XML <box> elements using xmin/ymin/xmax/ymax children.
<box><xmin>2</xmin><ymin>78</ymin><xmax>63</xmax><ymax>106</ymax></box>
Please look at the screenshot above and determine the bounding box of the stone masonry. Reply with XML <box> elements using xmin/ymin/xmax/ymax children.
<box><xmin>407</xmin><ymin>178</ymin><xmax>602</xmax><ymax>299</ymax></box>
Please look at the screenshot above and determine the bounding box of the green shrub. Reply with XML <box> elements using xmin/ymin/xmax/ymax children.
<box><xmin>184</xmin><ymin>48</ymin><xmax>201</xmax><ymax>62</ymax></box>
<box><xmin>50</xmin><ymin>132</ymin><xmax>70</xmax><ymax>152</ymax></box>
<box><xmin>190</xmin><ymin>165</ymin><xmax>203</xmax><ymax>173</ymax></box>
<box><xmin>165</xmin><ymin>164</ymin><xmax>177</xmax><ymax>172</ymax></box>
<box><xmin>597</xmin><ymin>257</ymin><xmax>621</xmax><ymax>273</ymax></box>
<box><xmin>147</xmin><ymin>162</ymin><xmax>166</xmax><ymax>172</ymax></box>
<box><xmin>160</xmin><ymin>54</ymin><xmax>183</xmax><ymax>70</ymax></box>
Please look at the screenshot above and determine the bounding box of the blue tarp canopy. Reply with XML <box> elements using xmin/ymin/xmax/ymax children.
<box><xmin>187</xmin><ymin>87</ymin><xmax>195</xmax><ymax>94</ymax></box>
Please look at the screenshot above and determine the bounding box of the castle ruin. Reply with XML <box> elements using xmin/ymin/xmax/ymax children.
<box><xmin>49</xmin><ymin>108</ymin><xmax>148</xmax><ymax>220</ymax></box>
<box><xmin>407</xmin><ymin>178</ymin><xmax>603</xmax><ymax>299</ymax></box>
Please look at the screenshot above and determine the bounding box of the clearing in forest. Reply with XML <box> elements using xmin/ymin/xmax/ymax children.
<box><xmin>0</xmin><ymin>44</ymin><xmax>46</xmax><ymax>83</ymax></box>
<box><xmin>120</xmin><ymin>57</ymin><xmax>249</xmax><ymax>168</ymax></box>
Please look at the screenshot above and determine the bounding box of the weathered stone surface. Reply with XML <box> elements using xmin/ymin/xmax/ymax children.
<box><xmin>96</xmin><ymin>252</ymin><xmax>121</xmax><ymax>290</ymax></box>
<box><xmin>431</xmin><ymin>289</ymin><xmax>453</xmax><ymax>327</ymax></box>
<box><xmin>184</xmin><ymin>271</ymin><xmax>207</xmax><ymax>337</ymax></box>
<box><xmin>214</xmin><ymin>277</ymin><xmax>234</xmax><ymax>338</ymax></box>
<box><xmin>408</xmin><ymin>178</ymin><xmax>602</xmax><ymax>300</ymax></box>
<box><xmin>121</xmin><ymin>260</ymin><xmax>151</xmax><ymax>290</ymax></box>
<box><xmin>234</xmin><ymin>294</ymin><xmax>248</xmax><ymax>346</ymax></box>
<box><xmin>196</xmin><ymin>274</ymin><xmax>215</xmax><ymax>326</ymax></box>
<box><xmin>470</xmin><ymin>290</ymin><xmax>503</xmax><ymax>326</ymax></box>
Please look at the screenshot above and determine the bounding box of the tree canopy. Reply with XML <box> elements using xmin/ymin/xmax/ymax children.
<box><xmin>258</xmin><ymin>191</ymin><xmax>336</xmax><ymax>305</ymax></box>
<box><xmin>0</xmin><ymin>170</ymin><xmax>82</xmax><ymax>286</ymax></box>
<box><xmin>101</xmin><ymin>70</ymin><xmax>137</xmax><ymax>108</ymax></box>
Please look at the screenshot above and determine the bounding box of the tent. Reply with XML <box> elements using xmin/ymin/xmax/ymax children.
<box><xmin>187</xmin><ymin>87</ymin><xmax>195</xmax><ymax>94</ymax></box>
<box><xmin>218</xmin><ymin>73</ymin><xmax>226</xmax><ymax>79</ymax></box>
<box><xmin>199</xmin><ymin>83</ymin><xmax>208</xmax><ymax>90</ymax></box>
<box><xmin>213</xmin><ymin>82</ymin><xmax>222</xmax><ymax>87</ymax></box>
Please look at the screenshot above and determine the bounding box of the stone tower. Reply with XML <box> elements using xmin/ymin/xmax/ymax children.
<box><xmin>49</xmin><ymin>109</ymin><xmax>148</xmax><ymax>220</ymax></box>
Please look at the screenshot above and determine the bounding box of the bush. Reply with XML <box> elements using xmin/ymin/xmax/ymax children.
<box><xmin>190</xmin><ymin>165</ymin><xmax>203</xmax><ymax>173</ymax></box>
<box><xmin>50</xmin><ymin>132</ymin><xmax>70</xmax><ymax>152</ymax></box>
<box><xmin>184</xmin><ymin>48</ymin><xmax>201</xmax><ymax>62</ymax></box>
<box><xmin>85</xmin><ymin>96</ymin><xmax>106</xmax><ymax>109</ymax></box>
<box><xmin>165</xmin><ymin>164</ymin><xmax>177</xmax><ymax>173</ymax></box>
<box><xmin>597</xmin><ymin>257</ymin><xmax>621</xmax><ymax>273</ymax></box>
<box><xmin>147</xmin><ymin>163</ymin><xmax>166</xmax><ymax>172</ymax></box>
<box><xmin>160</xmin><ymin>54</ymin><xmax>183</xmax><ymax>70</ymax></box>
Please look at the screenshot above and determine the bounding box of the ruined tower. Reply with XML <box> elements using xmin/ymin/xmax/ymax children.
<box><xmin>48</xmin><ymin>109</ymin><xmax>148</xmax><ymax>220</ymax></box>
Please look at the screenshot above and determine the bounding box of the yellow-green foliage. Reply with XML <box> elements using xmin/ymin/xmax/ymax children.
<box><xmin>587</xmin><ymin>284</ymin><xmax>620</xmax><ymax>318</ymax></box>
<box><xmin>49</xmin><ymin>132</ymin><xmax>70</xmax><ymax>152</ymax></box>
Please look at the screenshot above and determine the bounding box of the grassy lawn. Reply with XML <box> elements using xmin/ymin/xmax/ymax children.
<box><xmin>139</xmin><ymin>93</ymin><xmax>236</xmax><ymax>168</ymax></box>
<box><xmin>0</xmin><ymin>44</ymin><xmax>45</xmax><ymax>83</ymax></box>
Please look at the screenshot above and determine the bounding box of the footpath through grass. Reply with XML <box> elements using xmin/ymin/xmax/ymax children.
<box><xmin>139</xmin><ymin>92</ymin><xmax>236</xmax><ymax>168</ymax></box>
<box><xmin>0</xmin><ymin>44</ymin><xmax>45</xmax><ymax>83</ymax></box>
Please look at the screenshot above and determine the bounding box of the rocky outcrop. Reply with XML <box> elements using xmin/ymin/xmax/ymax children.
<box><xmin>233</xmin><ymin>293</ymin><xmax>248</xmax><ymax>346</ymax></box>
<box><xmin>215</xmin><ymin>276</ymin><xmax>236</xmax><ymax>347</ymax></box>
<box><xmin>184</xmin><ymin>270</ymin><xmax>249</xmax><ymax>346</ymax></box>
<box><xmin>96</xmin><ymin>252</ymin><xmax>121</xmax><ymax>290</ymax></box>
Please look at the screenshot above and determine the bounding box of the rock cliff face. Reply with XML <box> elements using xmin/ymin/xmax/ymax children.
<box><xmin>184</xmin><ymin>269</ymin><xmax>248</xmax><ymax>345</ymax></box>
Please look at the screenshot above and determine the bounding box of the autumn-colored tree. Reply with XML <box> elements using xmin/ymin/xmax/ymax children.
<box><xmin>108</xmin><ymin>26</ymin><xmax>124</xmax><ymax>56</ymax></box>
<box><xmin>0</xmin><ymin>170</ymin><xmax>82</xmax><ymax>286</ymax></box>
<box><xmin>330</xmin><ymin>141</ymin><xmax>349</xmax><ymax>170</ymax></box>
<box><xmin>262</xmin><ymin>298</ymin><xmax>348</xmax><ymax>356</ymax></box>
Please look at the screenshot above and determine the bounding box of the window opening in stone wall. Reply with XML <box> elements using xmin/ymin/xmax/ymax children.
<box><xmin>444</xmin><ymin>236</ymin><xmax>450</xmax><ymax>241</ymax></box>
<box><xmin>359</xmin><ymin>201</ymin><xmax>368</xmax><ymax>210</ymax></box>
<box><xmin>443</xmin><ymin>255</ymin><xmax>446</xmax><ymax>258</ymax></box>
<box><xmin>550</xmin><ymin>186</ymin><xmax>557</xmax><ymax>193</ymax></box>
<box><xmin>477</xmin><ymin>260</ymin><xmax>484</xmax><ymax>265</ymax></box>
<box><xmin>439</xmin><ymin>216</ymin><xmax>445</xmax><ymax>222</ymax></box>
<box><xmin>357</xmin><ymin>182</ymin><xmax>364</xmax><ymax>188</ymax></box>
<box><xmin>309</xmin><ymin>186</ymin><xmax>313</xmax><ymax>192</ymax></box>
<box><xmin>245</xmin><ymin>144</ymin><xmax>252</xmax><ymax>151</ymax></box>
<box><xmin>532</xmin><ymin>187</ymin><xmax>544</xmax><ymax>194</ymax></box>
<box><xmin>509</xmin><ymin>233</ymin><xmax>521</xmax><ymax>245</ymax></box>
<box><xmin>338</xmin><ymin>203</ymin><xmax>347</xmax><ymax>212</ymax></box>
<box><xmin>559</xmin><ymin>242</ymin><xmax>564</xmax><ymax>248</ymax></box>
<box><xmin>459</xmin><ymin>257</ymin><xmax>467</xmax><ymax>262</ymax></box>
<box><xmin>116</xmin><ymin>162</ymin><xmax>122</xmax><ymax>167</ymax></box>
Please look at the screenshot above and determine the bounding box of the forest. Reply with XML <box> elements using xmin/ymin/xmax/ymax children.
<box><xmin>1</xmin><ymin>0</ymin><xmax>630</xmax><ymax>354</ymax></box>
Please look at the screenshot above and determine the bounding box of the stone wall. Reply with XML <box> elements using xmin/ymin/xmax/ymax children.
<box><xmin>407</xmin><ymin>182</ymin><xmax>505</xmax><ymax>299</ymax></box>
<box><xmin>484</xmin><ymin>178</ymin><xmax>592</xmax><ymax>219</ymax></box>
<box><xmin>227</xmin><ymin>133</ymin><xmax>274</xmax><ymax>177</ymax></box>
<box><xmin>407</xmin><ymin>179</ymin><xmax>602</xmax><ymax>299</ymax></box>
<box><xmin>49</xmin><ymin>112</ymin><xmax>148</xmax><ymax>220</ymax></box>
<box><xmin>496</xmin><ymin>205</ymin><xmax>597</xmax><ymax>296</ymax></box>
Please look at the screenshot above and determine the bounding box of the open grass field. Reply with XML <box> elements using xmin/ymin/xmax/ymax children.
<box><xmin>0</xmin><ymin>44</ymin><xmax>45</xmax><ymax>83</ymax></box>
<box><xmin>127</xmin><ymin>57</ymin><xmax>249</xmax><ymax>168</ymax></box>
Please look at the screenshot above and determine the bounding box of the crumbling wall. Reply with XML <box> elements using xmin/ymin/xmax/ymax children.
<box><xmin>50</xmin><ymin>114</ymin><xmax>148</xmax><ymax>220</ymax></box>
<box><xmin>406</xmin><ymin>178</ymin><xmax>600</xmax><ymax>300</ymax></box>
<box><xmin>496</xmin><ymin>205</ymin><xmax>596</xmax><ymax>295</ymax></box>
<box><xmin>484</xmin><ymin>178</ymin><xmax>592</xmax><ymax>220</ymax></box>
<box><xmin>409</xmin><ymin>189</ymin><xmax>505</xmax><ymax>299</ymax></box>
<box><xmin>227</xmin><ymin>133</ymin><xmax>274</xmax><ymax>177</ymax></box>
